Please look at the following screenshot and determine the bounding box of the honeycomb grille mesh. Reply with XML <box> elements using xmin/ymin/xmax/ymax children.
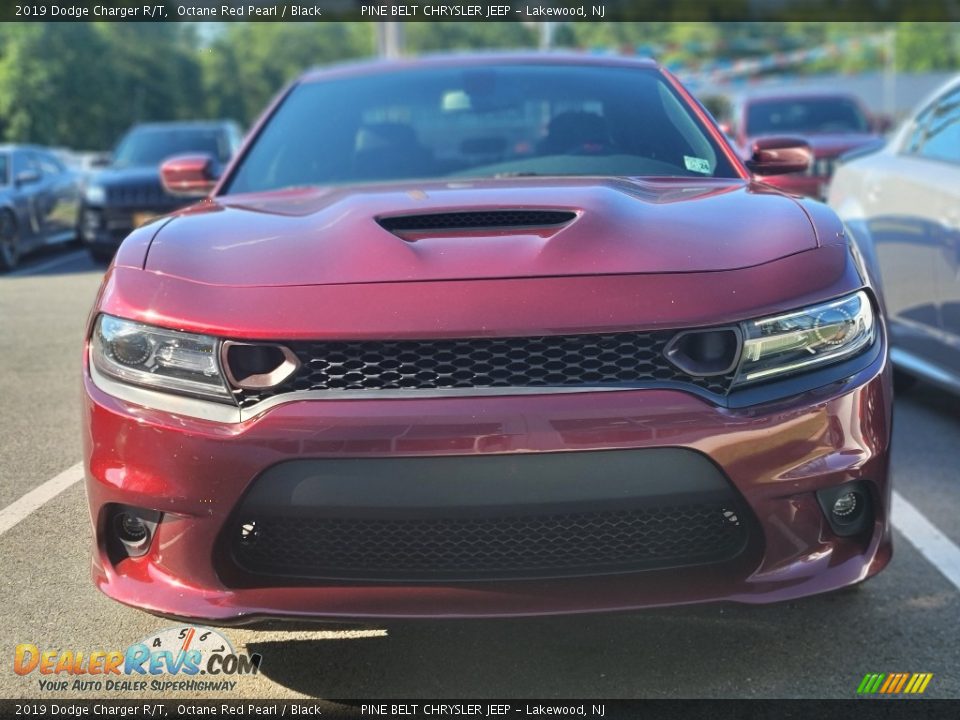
<box><xmin>231</xmin><ymin>502</ymin><xmax>749</xmax><ymax>581</ymax></box>
<box><xmin>378</xmin><ymin>210</ymin><xmax>576</xmax><ymax>232</ymax></box>
<box><xmin>233</xmin><ymin>331</ymin><xmax>736</xmax><ymax>407</ymax></box>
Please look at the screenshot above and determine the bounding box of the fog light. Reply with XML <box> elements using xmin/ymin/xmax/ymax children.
<box><xmin>832</xmin><ymin>492</ymin><xmax>858</xmax><ymax>518</ymax></box>
<box><xmin>109</xmin><ymin>505</ymin><xmax>161</xmax><ymax>559</ymax></box>
<box><xmin>116</xmin><ymin>513</ymin><xmax>148</xmax><ymax>542</ymax></box>
<box><xmin>816</xmin><ymin>482</ymin><xmax>872</xmax><ymax>537</ymax></box>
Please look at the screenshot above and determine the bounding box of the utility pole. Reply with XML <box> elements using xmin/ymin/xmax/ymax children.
<box><xmin>376</xmin><ymin>22</ymin><xmax>404</xmax><ymax>59</ymax></box>
<box><xmin>540</xmin><ymin>22</ymin><xmax>555</xmax><ymax>51</ymax></box>
<box><xmin>883</xmin><ymin>28</ymin><xmax>897</xmax><ymax>119</ymax></box>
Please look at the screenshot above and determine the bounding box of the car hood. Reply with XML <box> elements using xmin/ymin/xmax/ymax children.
<box><xmin>144</xmin><ymin>177</ymin><xmax>818</xmax><ymax>287</ymax></box>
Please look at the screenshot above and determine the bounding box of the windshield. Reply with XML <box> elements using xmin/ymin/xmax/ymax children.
<box><xmin>113</xmin><ymin>127</ymin><xmax>230</xmax><ymax>169</ymax></box>
<box><xmin>0</xmin><ymin>154</ymin><xmax>7</xmax><ymax>185</ymax></box>
<box><xmin>225</xmin><ymin>64</ymin><xmax>739</xmax><ymax>194</ymax></box>
<box><xmin>746</xmin><ymin>97</ymin><xmax>869</xmax><ymax>135</ymax></box>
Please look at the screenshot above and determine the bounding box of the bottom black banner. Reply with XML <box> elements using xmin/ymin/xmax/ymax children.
<box><xmin>2</xmin><ymin>700</ymin><xmax>959</xmax><ymax>720</ymax></box>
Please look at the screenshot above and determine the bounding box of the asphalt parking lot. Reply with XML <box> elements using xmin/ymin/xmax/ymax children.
<box><xmin>1</xmin><ymin>246</ymin><xmax>958</xmax><ymax>701</ymax></box>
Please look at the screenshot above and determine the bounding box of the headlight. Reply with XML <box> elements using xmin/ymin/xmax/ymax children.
<box><xmin>84</xmin><ymin>184</ymin><xmax>106</xmax><ymax>205</ymax></box>
<box><xmin>91</xmin><ymin>315</ymin><xmax>232</xmax><ymax>402</ymax></box>
<box><xmin>732</xmin><ymin>291</ymin><xmax>875</xmax><ymax>387</ymax></box>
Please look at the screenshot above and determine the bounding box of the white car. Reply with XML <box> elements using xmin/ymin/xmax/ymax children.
<box><xmin>829</xmin><ymin>76</ymin><xmax>960</xmax><ymax>394</ymax></box>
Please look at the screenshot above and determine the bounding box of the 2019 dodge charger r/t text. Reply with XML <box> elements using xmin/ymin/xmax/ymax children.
<box><xmin>83</xmin><ymin>55</ymin><xmax>892</xmax><ymax>623</ymax></box>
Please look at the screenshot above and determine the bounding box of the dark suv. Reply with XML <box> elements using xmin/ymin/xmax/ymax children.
<box><xmin>81</xmin><ymin>121</ymin><xmax>242</xmax><ymax>262</ymax></box>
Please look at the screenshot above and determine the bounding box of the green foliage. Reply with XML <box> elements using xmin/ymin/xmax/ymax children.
<box><xmin>201</xmin><ymin>23</ymin><xmax>374</xmax><ymax>123</ymax></box>
<box><xmin>0</xmin><ymin>21</ymin><xmax>956</xmax><ymax>151</ymax></box>
<box><xmin>896</xmin><ymin>22</ymin><xmax>960</xmax><ymax>71</ymax></box>
<box><xmin>404</xmin><ymin>22</ymin><xmax>536</xmax><ymax>52</ymax></box>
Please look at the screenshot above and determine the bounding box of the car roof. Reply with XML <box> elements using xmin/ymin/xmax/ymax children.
<box><xmin>127</xmin><ymin>121</ymin><xmax>235</xmax><ymax>132</ymax></box>
<box><xmin>737</xmin><ymin>91</ymin><xmax>863</xmax><ymax>106</ymax></box>
<box><xmin>299</xmin><ymin>52</ymin><xmax>662</xmax><ymax>84</ymax></box>
<box><xmin>0</xmin><ymin>144</ymin><xmax>52</xmax><ymax>153</ymax></box>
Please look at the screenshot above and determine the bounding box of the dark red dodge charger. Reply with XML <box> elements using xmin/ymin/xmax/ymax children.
<box><xmin>83</xmin><ymin>55</ymin><xmax>892</xmax><ymax>622</ymax></box>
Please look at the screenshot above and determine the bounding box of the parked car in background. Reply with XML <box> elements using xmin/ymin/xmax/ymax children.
<box><xmin>53</xmin><ymin>148</ymin><xmax>112</xmax><ymax>182</ymax></box>
<box><xmin>0</xmin><ymin>144</ymin><xmax>82</xmax><ymax>271</ymax></box>
<box><xmin>83</xmin><ymin>54</ymin><xmax>891</xmax><ymax>623</ymax></box>
<box><xmin>829</xmin><ymin>76</ymin><xmax>960</xmax><ymax>395</ymax></box>
<box><xmin>81</xmin><ymin>121</ymin><xmax>243</xmax><ymax>262</ymax></box>
<box><xmin>731</xmin><ymin>92</ymin><xmax>887</xmax><ymax>199</ymax></box>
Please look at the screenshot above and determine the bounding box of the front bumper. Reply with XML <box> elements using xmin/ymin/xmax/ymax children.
<box><xmin>81</xmin><ymin>205</ymin><xmax>176</xmax><ymax>251</ymax></box>
<box><xmin>83</xmin><ymin>342</ymin><xmax>892</xmax><ymax>622</ymax></box>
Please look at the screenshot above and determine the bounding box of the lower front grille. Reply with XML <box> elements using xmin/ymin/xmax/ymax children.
<box><xmin>230</xmin><ymin>501</ymin><xmax>749</xmax><ymax>582</ymax></box>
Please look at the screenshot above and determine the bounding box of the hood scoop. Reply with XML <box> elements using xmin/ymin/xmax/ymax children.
<box><xmin>377</xmin><ymin>209</ymin><xmax>577</xmax><ymax>239</ymax></box>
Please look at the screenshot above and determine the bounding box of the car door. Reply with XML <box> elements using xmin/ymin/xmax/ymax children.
<box><xmin>10</xmin><ymin>150</ymin><xmax>46</xmax><ymax>249</ymax></box>
<box><xmin>904</xmin><ymin>86</ymin><xmax>960</xmax><ymax>375</ymax></box>
<box><xmin>854</xmin><ymin>122</ymin><xmax>943</xmax><ymax>367</ymax></box>
<box><xmin>35</xmin><ymin>151</ymin><xmax>80</xmax><ymax>241</ymax></box>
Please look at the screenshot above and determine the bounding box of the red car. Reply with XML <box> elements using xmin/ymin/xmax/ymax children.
<box><xmin>730</xmin><ymin>92</ymin><xmax>887</xmax><ymax>199</ymax></box>
<box><xmin>83</xmin><ymin>55</ymin><xmax>891</xmax><ymax>623</ymax></box>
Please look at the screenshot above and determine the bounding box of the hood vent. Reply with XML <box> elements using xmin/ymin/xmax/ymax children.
<box><xmin>378</xmin><ymin>210</ymin><xmax>576</xmax><ymax>234</ymax></box>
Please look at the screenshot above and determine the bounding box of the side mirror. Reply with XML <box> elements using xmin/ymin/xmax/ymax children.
<box><xmin>160</xmin><ymin>154</ymin><xmax>219</xmax><ymax>196</ymax></box>
<box><xmin>745</xmin><ymin>137</ymin><xmax>811</xmax><ymax>176</ymax></box>
<box><xmin>15</xmin><ymin>169</ymin><xmax>41</xmax><ymax>186</ymax></box>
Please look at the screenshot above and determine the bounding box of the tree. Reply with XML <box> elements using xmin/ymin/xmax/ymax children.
<box><xmin>201</xmin><ymin>23</ymin><xmax>374</xmax><ymax>125</ymax></box>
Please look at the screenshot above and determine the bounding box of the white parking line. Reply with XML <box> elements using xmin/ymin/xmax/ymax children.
<box><xmin>892</xmin><ymin>490</ymin><xmax>960</xmax><ymax>592</ymax></box>
<box><xmin>0</xmin><ymin>462</ymin><xmax>84</xmax><ymax>537</ymax></box>
<box><xmin>5</xmin><ymin>249</ymin><xmax>88</xmax><ymax>278</ymax></box>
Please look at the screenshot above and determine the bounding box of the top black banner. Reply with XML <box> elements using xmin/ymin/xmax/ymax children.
<box><xmin>4</xmin><ymin>0</ymin><xmax>960</xmax><ymax>22</ymax></box>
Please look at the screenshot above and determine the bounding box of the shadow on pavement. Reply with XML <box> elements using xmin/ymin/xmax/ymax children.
<box><xmin>2</xmin><ymin>245</ymin><xmax>105</xmax><ymax>278</ymax></box>
<box><xmin>245</xmin><ymin>586</ymin><xmax>899</xmax><ymax>699</ymax></box>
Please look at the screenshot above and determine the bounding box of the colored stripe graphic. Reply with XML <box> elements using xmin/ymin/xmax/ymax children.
<box><xmin>893</xmin><ymin>674</ymin><xmax>909</xmax><ymax>693</ymax></box>
<box><xmin>857</xmin><ymin>673</ymin><xmax>932</xmax><ymax>694</ymax></box>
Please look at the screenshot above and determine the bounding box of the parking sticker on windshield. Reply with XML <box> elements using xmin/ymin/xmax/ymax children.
<box><xmin>684</xmin><ymin>156</ymin><xmax>712</xmax><ymax>174</ymax></box>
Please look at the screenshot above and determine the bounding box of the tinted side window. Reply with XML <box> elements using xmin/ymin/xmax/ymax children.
<box><xmin>37</xmin><ymin>152</ymin><xmax>65</xmax><ymax>176</ymax></box>
<box><xmin>12</xmin><ymin>151</ymin><xmax>39</xmax><ymax>176</ymax></box>
<box><xmin>905</xmin><ymin>87</ymin><xmax>960</xmax><ymax>165</ymax></box>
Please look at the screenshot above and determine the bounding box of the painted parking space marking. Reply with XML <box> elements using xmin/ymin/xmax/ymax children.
<box><xmin>0</xmin><ymin>462</ymin><xmax>84</xmax><ymax>537</ymax></box>
<box><xmin>892</xmin><ymin>490</ymin><xmax>960</xmax><ymax>592</ymax></box>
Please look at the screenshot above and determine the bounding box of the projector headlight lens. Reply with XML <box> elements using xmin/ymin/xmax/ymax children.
<box><xmin>733</xmin><ymin>291</ymin><xmax>875</xmax><ymax>387</ymax></box>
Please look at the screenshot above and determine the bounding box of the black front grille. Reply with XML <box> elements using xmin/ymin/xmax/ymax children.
<box><xmin>378</xmin><ymin>210</ymin><xmax>576</xmax><ymax>233</ymax></box>
<box><xmin>230</xmin><ymin>501</ymin><xmax>749</xmax><ymax>582</ymax></box>
<box><xmin>106</xmin><ymin>183</ymin><xmax>171</xmax><ymax>208</ymax></box>
<box><xmin>233</xmin><ymin>331</ymin><xmax>737</xmax><ymax>408</ymax></box>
